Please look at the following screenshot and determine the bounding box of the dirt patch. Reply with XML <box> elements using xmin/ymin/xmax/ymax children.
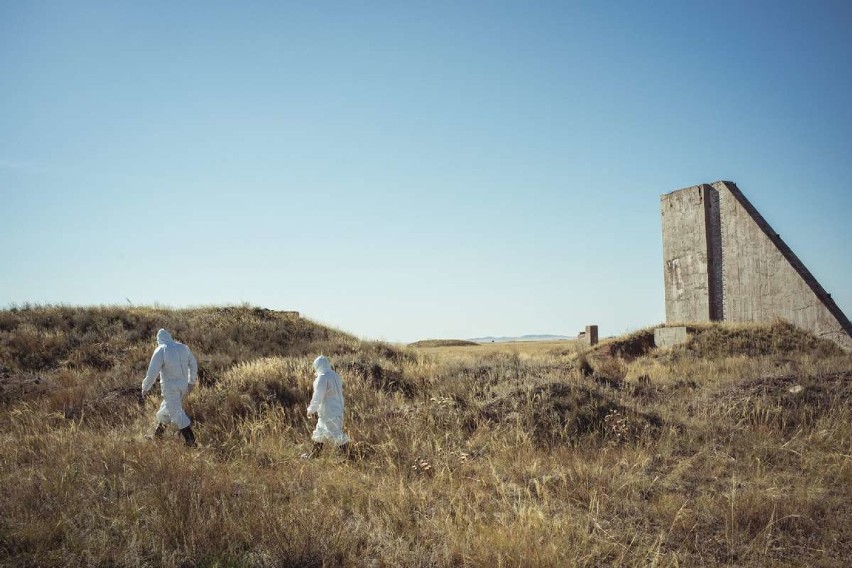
<box><xmin>480</xmin><ymin>382</ymin><xmax>662</xmax><ymax>446</ymax></box>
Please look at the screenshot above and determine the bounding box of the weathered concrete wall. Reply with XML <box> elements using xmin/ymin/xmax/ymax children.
<box><xmin>577</xmin><ymin>325</ymin><xmax>599</xmax><ymax>346</ymax></box>
<box><xmin>712</xmin><ymin>181</ymin><xmax>852</xmax><ymax>349</ymax></box>
<box><xmin>661</xmin><ymin>185</ymin><xmax>713</xmax><ymax>323</ymax></box>
<box><xmin>661</xmin><ymin>180</ymin><xmax>852</xmax><ymax>349</ymax></box>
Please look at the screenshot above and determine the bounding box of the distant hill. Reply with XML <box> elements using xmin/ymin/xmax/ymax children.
<box><xmin>468</xmin><ymin>334</ymin><xmax>573</xmax><ymax>343</ymax></box>
<box><xmin>408</xmin><ymin>339</ymin><xmax>480</xmax><ymax>348</ymax></box>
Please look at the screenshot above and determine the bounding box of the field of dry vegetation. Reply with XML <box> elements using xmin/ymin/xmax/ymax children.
<box><xmin>1</xmin><ymin>306</ymin><xmax>851</xmax><ymax>567</ymax></box>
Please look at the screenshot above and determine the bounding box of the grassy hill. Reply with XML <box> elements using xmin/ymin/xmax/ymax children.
<box><xmin>1</xmin><ymin>307</ymin><xmax>851</xmax><ymax>566</ymax></box>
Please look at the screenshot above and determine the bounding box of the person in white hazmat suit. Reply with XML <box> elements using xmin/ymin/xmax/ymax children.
<box><xmin>301</xmin><ymin>355</ymin><xmax>350</xmax><ymax>458</ymax></box>
<box><xmin>141</xmin><ymin>329</ymin><xmax>198</xmax><ymax>446</ymax></box>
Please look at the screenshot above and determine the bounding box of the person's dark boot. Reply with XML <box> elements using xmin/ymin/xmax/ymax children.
<box><xmin>179</xmin><ymin>425</ymin><xmax>197</xmax><ymax>447</ymax></box>
<box><xmin>146</xmin><ymin>423</ymin><xmax>166</xmax><ymax>440</ymax></box>
<box><xmin>301</xmin><ymin>442</ymin><xmax>323</xmax><ymax>459</ymax></box>
<box><xmin>338</xmin><ymin>442</ymin><xmax>353</xmax><ymax>460</ymax></box>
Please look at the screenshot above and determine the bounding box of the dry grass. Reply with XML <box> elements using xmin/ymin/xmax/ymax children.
<box><xmin>410</xmin><ymin>338</ymin><xmax>578</xmax><ymax>361</ymax></box>
<box><xmin>1</xmin><ymin>307</ymin><xmax>851</xmax><ymax>567</ymax></box>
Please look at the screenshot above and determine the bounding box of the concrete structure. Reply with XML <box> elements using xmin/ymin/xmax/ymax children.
<box><xmin>585</xmin><ymin>325</ymin><xmax>599</xmax><ymax>346</ymax></box>
<box><xmin>578</xmin><ymin>325</ymin><xmax>599</xmax><ymax>346</ymax></box>
<box><xmin>654</xmin><ymin>326</ymin><xmax>690</xmax><ymax>348</ymax></box>
<box><xmin>661</xmin><ymin>181</ymin><xmax>852</xmax><ymax>349</ymax></box>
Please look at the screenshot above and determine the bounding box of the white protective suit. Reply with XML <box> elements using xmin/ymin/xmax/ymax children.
<box><xmin>141</xmin><ymin>329</ymin><xmax>198</xmax><ymax>430</ymax></box>
<box><xmin>307</xmin><ymin>356</ymin><xmax>349</xmax><ymax>446</ymax></box>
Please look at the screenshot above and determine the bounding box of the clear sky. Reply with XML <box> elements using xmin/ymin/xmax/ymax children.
<box><xmin>2</xmin><ymin>1</ymin><xmax>850</xmax><ymax>343</ymax></box>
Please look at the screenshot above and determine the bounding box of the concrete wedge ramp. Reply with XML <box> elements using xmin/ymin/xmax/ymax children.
<box><xmin>661</xmin><ymin>181</ymin><xmax>852</xmax><ymax>349</ymax></box>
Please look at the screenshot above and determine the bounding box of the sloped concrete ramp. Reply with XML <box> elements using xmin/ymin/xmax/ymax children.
<box><xmin>661</xmin><ymin>181</ymin><xmax>852</xmax><ymax>349</ymax></box>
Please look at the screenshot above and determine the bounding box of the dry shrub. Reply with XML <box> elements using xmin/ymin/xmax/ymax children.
<box><xmin>344</xmin><ymin>357</ymin><xmax>418</xmax><ymax>398</ymax></box>
<box><xmin>718</xmin><ymin>372</ymin><xmax>852</xmax><ymax>433</ymax></box>
<box><xmin>1</xmin><ymin>326</ymin><xmax>73</xmax><ymax>371</ymax></box>
<box><xmin>0</xmin><ymin>372</ymin><xmax>59</xmax><ymax>405</ymax></box>
<box><xmin>481</xmin><ymin>382</ymin><xmax>662</xmax><ymax>446</ymax></box>
<box><xmin>589</xmin><ymin>355</ymin><xmax>628</xmax><ymax>389</ymax></box>
<box><xmin>193</xmin><ymin>357</ymin><xmax>310</xmax><ymax>432</ymax></box>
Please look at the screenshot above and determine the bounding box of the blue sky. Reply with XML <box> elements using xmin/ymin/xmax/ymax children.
<box><xmin>1</xmin><ymin>1</ymin><xmax>850</xmax><ymax>343</ymax></box>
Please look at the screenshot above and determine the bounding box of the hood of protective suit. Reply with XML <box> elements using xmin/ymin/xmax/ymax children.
<box><xmin>156</xmin><ymin>329</ymin><xmax>174</xmax><ymax>345</ymax></box>
<box><xmin>313</xmin><ymin>355</ymin><xmax>333</xmax><ymax>375</ymax></box>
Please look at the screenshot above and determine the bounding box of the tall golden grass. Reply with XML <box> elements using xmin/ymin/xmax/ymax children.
<box><xmin>1</xmin><ymin>306</ymin><xmax>851</xmax><ymax>566</ymax></box>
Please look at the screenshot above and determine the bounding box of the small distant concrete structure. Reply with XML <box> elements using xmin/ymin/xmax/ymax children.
<box><xmin>661</xmin><ymin>181</ymin><xmax>852</xmax><ymax>349</ymax></box>
<box><xmin>578</xmin><ymin>325</ymin><xmax>599</xmax><ymax>346</ymax></box>
<box><xmin>654</xmin><ymin>326</ymin><xmax>689</xmax><ymax>348</ymax></box>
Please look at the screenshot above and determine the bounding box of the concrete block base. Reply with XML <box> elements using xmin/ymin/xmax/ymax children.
<box><xmin>654</xmin><ymin>326</ymin><xmax>689</xmax><ymax>348</ymax></box>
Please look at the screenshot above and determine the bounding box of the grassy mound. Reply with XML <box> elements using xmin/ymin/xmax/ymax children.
<box><xmin>481</xmin><ymin>382</ymin><xmax>662</xmax><ymax>446</ymax></box>
<box><xmin>591</xmin><ymin>328</ymin><xmax>656</xmax><ymax>361</ymax></box>
<box><xmin>0</xmin><ymin>305</ymin><xmax>358</xmax><ymax>376</ymax></box>
<box><xmin>0</xmin><ymin>306</ymin><xmax>407</xmax><ymax>427</ymax></box>
<box><xmin>681</xmin><ymin>320</ymin><xmax>843</xmax><ymax>358</ymax></box>
<box><xmin>408</xmin><ymin>339</ymin><xmax>480</xmax><ymax>347</ymax></box>
<box><xmin>586</xmin><ymin>321</ymin><xmax>842</xmax><ymax>368</ymax></box>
